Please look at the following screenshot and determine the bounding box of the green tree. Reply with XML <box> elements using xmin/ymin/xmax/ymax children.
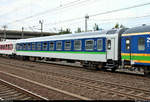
<box><xmin>93</xmin><ymin>23</ymin><xmax>99</xmax><ymax>31</ymax></box>
<box><xmin>113</xmin><ymin>23</ymin><xmax>125</xmax><ymax>29</ymax></box>
<box><xmin>120</xmin><ymin>24</ymin><xmax>125</xmax><ymax>28</ymax></box>
<box><xmin>59</xmin><ymin>28</ymin><xmax>72</xmax><ymax>34</ymax></box>
<box><xmin>75</xmin><ymin>27</ymin><xmax>82</xmax><ymax>33</ymax></box>
<box><xmin>65</xmin><ymin>28</ymin><xmax>71</xmax><ymax>34</ymax></box>
<box><xmin>114</xmin><ymin>23</ymin><xmax>119</xmax><ymax>29</ymax></box>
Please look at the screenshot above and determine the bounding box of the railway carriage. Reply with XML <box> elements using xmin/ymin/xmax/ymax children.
<box><xmin>0</xmin><ymin>25</ymin><xmax>150</xmax><ymax>76</ymax></box>
<box><xmin>121</xmin><ymin>25</ymin><xmax>150</xmax><ymax>75</ymax></box>
<box><xmin>16</xmin><ymin>31</ymin><xmax>107</xmax><ymax>63</ymax></box>
<box><xmin>0</xmin><ymin>40</ymin><xmax>16</xmax><ymax>55</ymax></box>
<box><xmin>15</xmin><ymin>28</ymin><xmax>127</xmax><ymax>70</ymax></box>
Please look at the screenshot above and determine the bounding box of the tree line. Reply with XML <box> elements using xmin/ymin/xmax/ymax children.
<box><xmin>59</xmin><ymin>23</ymin><xmax>126</xmax><ymax>34</ymax></box>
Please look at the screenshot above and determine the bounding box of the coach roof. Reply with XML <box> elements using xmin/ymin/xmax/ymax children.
<box><xmin>16</xmin><ymin>30</ymin><xmax>108</xmax><ymax>43</ymax></box>
<box><xmin>123</xmin><ymin>25</ymin><xmax>150</xmax><ymax>34</ymax></box>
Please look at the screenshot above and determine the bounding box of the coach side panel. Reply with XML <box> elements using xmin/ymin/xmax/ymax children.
<box><xmin>121</xmin><ymin>33</ymin><xmax>150</xmax><ymax>66</ymax></box>
<box><xmin>16</xmin><ymin>37</ymin><xmax>107</xmax><ymax>62</ymax></box>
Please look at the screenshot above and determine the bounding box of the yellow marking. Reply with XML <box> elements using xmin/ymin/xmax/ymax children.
<box><xmin>121</xmin><ymin>53</ymin><xmax>150</xmax><ymax>56</ymax></box>
<box><xmin>134</xmin><ymin>60</ymin><xmax>150</xmax><ymax>63</ymax></box>
<box><xmin>122</xmin><ymin>32</ymin><xmax>150</xmax><ymax>36</ymax></box>
<box><xmin>121</xmin><ymin>53</ymin><xmax>130</xmax><ymax>56</ymax></box>
<box><xmin>132</xmin><ymin>53</ymin><xmax>150</xmax><ymax>56</ymax></box>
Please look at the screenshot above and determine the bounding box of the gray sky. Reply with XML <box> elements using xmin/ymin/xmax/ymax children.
<box><xmin>0</xmin><ymin>0</ymin><xmax>150</xmax><ymax>33</ymax></box>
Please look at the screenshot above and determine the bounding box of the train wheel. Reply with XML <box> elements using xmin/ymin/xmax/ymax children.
<box><xmin>111</xmin><ymin>67</ymin><xmax>117</xmax><ymax>72</ymax></box>
<box><xmin>96</xmin><ymin>63</ymin><xmax>103</xmax><ymax>71</ymax></box>
<box><xmin>95</xmin><ymin>66</ymin><xmax>100</xmax><ymax>70</ymax></box>
<box><xmin>82</xmin><ymin>65</ymin><xmax>88</xmax><ymax>69</ymax></box>
<box><xmin>144</xmin><ymin>67</ymin><xmax>150</xmax><ymax>77</ymax></box>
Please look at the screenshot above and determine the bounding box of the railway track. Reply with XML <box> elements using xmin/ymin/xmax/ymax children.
<box><xmin>0</xmin><ymin>58</ymin><xmax>150</xmax><ymax>100</ymax></box>
<box><xmin>0</xmin><ymin>79</ymin><xmax>48</xmax><ymax>100</ymax></box>
<box><xmin>38</xmin><ymin>60</ymin><xmax>145</xmax><ymax>76</ymax></box>
<box><xmin>0</xmin><ymin>56</ymin><xmax>145</xmax><ymax>77</ymax></box>
<box><xmin>0</xmin><ymin>71</ymin><xmax>91</xmax><ymax>100</ymax></box>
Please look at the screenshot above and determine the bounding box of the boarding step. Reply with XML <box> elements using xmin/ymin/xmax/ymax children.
<box><xmin>105</xmin><ymin>66</ymin><xmax>114</xmax><ymax>69</ymax></box>
<box><xmin>106</xmin><ymin>64</ymin><xmax>114</xmax><ymax>66</ymax></box>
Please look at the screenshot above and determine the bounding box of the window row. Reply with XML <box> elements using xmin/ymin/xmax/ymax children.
<box><xmin>125</xmin><ymin>37</ymin><xmax>145</xmax><ymax>51</ymax></box>
<box><xmin>17</xmin><ymin>39</ymin><xmax>103</xmax><ymax>51</ymax></box>
<box><xmin>0</xmin><ymin>44</ymin><xmax>13</xmax><ymax>50</ymax></box>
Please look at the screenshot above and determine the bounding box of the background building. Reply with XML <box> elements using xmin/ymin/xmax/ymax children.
<box><xmin>0</xmin><ymin>30</ymin><xmax>58</xmax><ymax>41</ymax></box>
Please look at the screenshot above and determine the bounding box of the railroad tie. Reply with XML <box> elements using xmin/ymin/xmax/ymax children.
<box><xmin>0</xmin><ymin>97</ymin><xmax>4</xmax><ymax>100</ymax></box>
<box><xmin>0</xmin><ymin>71</ymin><xmax>92</xmax><ymax>100</ymax></box>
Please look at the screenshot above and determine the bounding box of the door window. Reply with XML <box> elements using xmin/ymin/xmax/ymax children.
<box><xmin>126</xmin><ymin>38</ymin><xmax>130</xmax><ymax>51</ymax></box>
<box><xmin>107</xmin><ymin>40</ymin><xmax>111</xmax><ymax>50</ymax></box>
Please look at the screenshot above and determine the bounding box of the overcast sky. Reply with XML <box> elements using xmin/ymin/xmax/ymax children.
<box><xmin>0</xmin><ymin>0</ymin><xmax>150</xmax><ymax>33</ymax></box>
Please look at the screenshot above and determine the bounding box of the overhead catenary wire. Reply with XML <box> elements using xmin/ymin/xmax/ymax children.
<box><xmin>4</xmin><ymin>0</ymin><xmax>96</xmax><ymax>25</ymax></box>
<box><xmin>15</xmin><ymin>12</ymin><xmax>150</xmax><ymax>32</ymax></box>
<box><xmin>33</xmin><ymin>13</ymin><xmax>150</xmax><ymax>29</ymax></box>
<box><xmin>27</xmin><ymin>14</ymin><xmax>150</xmax><ymax>33</ymax></box>
<box><xmin>27</xmin><ymin>2</ymin><xmax>150</xmax><ymax>29</ymax></box>
<box><xmin>3</xmin><ymin>1</ymin><xmax>150</xmax><ymax>32</ymax></box>
<box><xmin>90</xmin><ymin>2</ymin><xmax>150</xmax><ymax>17</ymax></box>
<box><xmin>90</xmin><ymin>14</ymin><xmax>150</xmax><ymax>22</ymax></box>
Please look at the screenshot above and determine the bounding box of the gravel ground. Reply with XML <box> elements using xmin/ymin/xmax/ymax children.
<box><xmin>0</xmin><ymin>57</ymin><xmax>150</xmax><ymax>100</ymax></box>
<box><xmin>0</xmin><ymin>71</ymin><xmax>79</xmax><ymax>100</ymax></box>
<box><xmin>2</xmin><ymin>57</ymin><xmax>149</xmax><ymax>90</ymax></box>
<box><xmin>0</xmin><ymin>62</ymin><xmax>124</xmax><ymax>100</ymax></box>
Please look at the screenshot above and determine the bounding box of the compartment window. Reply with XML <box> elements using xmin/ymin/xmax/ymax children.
<box><xmin>27</xmin><ymin>43</ymin><xmax>31</xmax><ymax>50</ymax></box>
<box><xmin>126</xmin><ymin>38</ymin><xmax>130</xmax><ymax>51</ymax></box>
<box><xmin>5</xmin><ymin>45</ymin><xmax>7</xmax><ymax>49</ymax></box>
<box><xmin>16</xmin><ymin>44</ymin><xmax>20</xmax><ymax>50</ymax></box>
<box><xmin>37</xmin><ymin>42</ymin><xmax>41</xmax><ymax>50</ymax></box>
<box><xmin>23</xmin><ymin>44</ymin><xmax>26</xmax><ymax>50</ymax></box>
<box><xmin>10</xmin><ymin>44</ymin><xmax>13</xmax><ymax>50</ymax></box>
<box><xmin>107</xmin><ymin>40</ymin><xmax>111</xmax><ymax>50</ymax></box>
<box><xmin>56</xmin><ymin>41</ymin><xmax>62</xmax><ymax>50</ymax></box>
<box><xmin>138</xmin><ymin>37</ymin><xmax>145</xmax><ymax>51</ymax></box>
<box><xmin>43</xmin><ymin>42</ymin><xmax>48</xmax><ymax>50</ymax></box>
<box><xmin>3</xmin><ymin>45</ymin><xmax>4</xmax><ymax>49</ymax></box>
<box><xmin>97</xmin><ymin>39</ymin><xmax>103</xmax><ymax>50</ymax></box>
<box><xmin>65</xmin><ymin>41</ymin><xmax>71</xmax><ymax>50</ymax></box>
<box><xmin>49</xmin><ymin>42</ymin><xmax>54</xmax><ymax>50</ymax></box>
<box><xmin>19</xmin><ymin>44</ymin><xmax>22</xmax><ymax>50</ymax></box>
<box><xmin>74</xmin><ymin>40</ymin><xmax>81</xmax><ymax>50</ymax></box>
<box><xmin>32</xmin><ymin>43</ymin><xmax>36</xmax><ymax>50</ymax></box>
<box><xmin>7</xmin><ymin>45</ymin><xmax>11</xmax><ymax>50</ymax></box>
<box><xmin>85</xmin><ymin>40</ymin><xmax>94</xmax><ymax>50</ymax></box>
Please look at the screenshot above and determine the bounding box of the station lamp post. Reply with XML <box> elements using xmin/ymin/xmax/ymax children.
<box><xmin>39</xmin><ymin>20</ymin><xmax>44</xmax><ymax>36</ymax></box>
<box><xmin>2</xmin><ymin>25</ymin><xmax>7</xmax><ymax>40</ymax></box>
<box><xmin>85</xmin><ymin>14</ymin><xmax>89</xmax><ymax>32</ymax></box>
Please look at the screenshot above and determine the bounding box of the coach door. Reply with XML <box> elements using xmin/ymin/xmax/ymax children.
<box><xmin>107</xmin><ymin>38</ymin><xmax>115</xmax><ymax>60</ymax></box>
<box><xmin>125</xmin><ymin>38</ymin><xmax>132</xmax><ymax>61</ymax></box>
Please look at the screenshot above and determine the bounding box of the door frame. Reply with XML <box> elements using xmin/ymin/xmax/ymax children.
<box><xmin>106</xmin><ymin>38</ymin><xmax>115</xmax><ymax>60</ymax></box>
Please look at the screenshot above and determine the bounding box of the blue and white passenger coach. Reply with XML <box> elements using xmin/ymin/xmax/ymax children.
<box><xmin>15</xmin><ymin>29</ymin><xmax>126</xmax><ymax>70</ymax></box>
